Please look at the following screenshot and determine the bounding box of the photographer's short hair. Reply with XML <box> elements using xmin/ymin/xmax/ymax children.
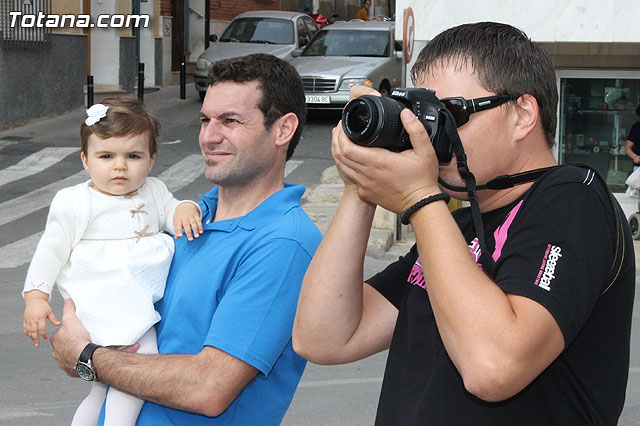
<box><xmin>411</xmin><ymin>22</ymin><xmax>558</xmax><ymax>148</ymax></box>
<box><xmin>207</xmin><ymin>53</ymin><xmax>306</xmax><ymax>161</ymax></box>
<box><xmin>80</xmin><ymin>97</ymin><xmax>160</xmax><ymax>156</ymax></box>
<box><xmin>636</xmin><ymin>104</ymin><xmax>640</xmax><ymax>117</ymax></box>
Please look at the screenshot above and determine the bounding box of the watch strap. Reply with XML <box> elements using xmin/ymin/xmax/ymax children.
<box><xmin>79</xmin><ymin>342</ymin><xmax>101</xmax><ymax>363</ymax></box>
<box><xmin>76</xmin><ymin>342</ymin><xmax>101</xmax><ymax>381</ymax></box>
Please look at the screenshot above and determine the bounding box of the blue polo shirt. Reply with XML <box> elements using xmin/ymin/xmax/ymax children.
<box><xmin>99</xmin><ymin>183</ymin><xmax>322</xmax><ymax>426</ymax></box>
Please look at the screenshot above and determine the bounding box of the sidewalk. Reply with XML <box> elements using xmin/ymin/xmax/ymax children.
<box><xmin>301</xmin><ymin>165</ymin><xmax>416</xmax><ymax>260</ymax></box>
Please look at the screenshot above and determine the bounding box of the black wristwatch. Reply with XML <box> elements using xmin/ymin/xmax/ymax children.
<box><xmin>75</xmin><ymin>343</ymin><xmax>101</xmax><ymax>382</ymax></box>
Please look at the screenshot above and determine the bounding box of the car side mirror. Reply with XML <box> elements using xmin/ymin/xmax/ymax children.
<box><xmin>209</xmin><ymin>34</ymin><xmax>218</xmax><ymax>43</ymax></box>
<box><xmin>395</xmin><ymin>50</ymin><xmax>403</xmax><ymax>60</ymax></box>
<box><xmin>291</xmin><ymin>49</ymin><xmax>303</xmax><ymax>58</ymax></box>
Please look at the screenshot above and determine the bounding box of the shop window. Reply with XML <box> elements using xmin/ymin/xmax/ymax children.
<box><xmin>559</xmin><ymin>77</ymin><xmax>640</xmax><ymax>192</ymax></box>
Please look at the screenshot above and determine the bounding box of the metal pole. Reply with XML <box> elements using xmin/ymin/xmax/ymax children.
<box><xmin>401</xmin><ymin>9</ymin><xmax>407</xmax><ymax>88</ymax></box>
<box><xmin>183</xmin><ymin>0</ymin><xmax>189</xmax><ymax>55</ymax></box>
<box><xmin>180</xmin><ymin>56</ymin><xmax>186</xmax><ymax>100</ymax></box>
<box><xmin>138</xmin><ymin>63</ymin><xmax>145</xmax><ymax>102</ymax></box>
<box><xmin>87</xmin><ymin>75</ymin><xmax>94</xmax><ymax>108</ymax></box>
<box><xmin>396</xmin><ymin>7</ymin><xmax>409</xmax><ymax>242</ymax></box>
<box><xmin>204</xmin><ymin>0</ymin><xmax>210</xmax><ymax>48</ymax></box>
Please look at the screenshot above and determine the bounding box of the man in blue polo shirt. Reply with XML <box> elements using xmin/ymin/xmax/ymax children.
<box><xmin>50</xmin><ymin>53</ymin><xmax>322</xmax><ymax>425</ymax></box>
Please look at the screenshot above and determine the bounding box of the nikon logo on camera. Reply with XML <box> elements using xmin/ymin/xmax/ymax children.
<box><xmin>391</xmin><ymin>90</ymin><xmax>406</xmax><ymax>97</ymax></box>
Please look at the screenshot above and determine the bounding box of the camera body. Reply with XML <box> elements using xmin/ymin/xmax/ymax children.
<box><xmin>341</xmin><ymin>88</ymin><xmax>453</xmax><ymax>163</ymax></box>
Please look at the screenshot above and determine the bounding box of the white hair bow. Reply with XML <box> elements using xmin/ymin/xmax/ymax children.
<box><xmin>85</xmin><ymin>104</ymin><xmax>109</xmax><ymax>126</ymax></box>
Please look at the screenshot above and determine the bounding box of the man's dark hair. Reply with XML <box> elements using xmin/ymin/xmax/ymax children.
<box><xmin>207</xmin><ymin>53</ymin><xmax>306</xmax><ymax>161</ymax></box>
<box><xmin>636</xmin><ymin>104</ymin><xmax>640</xmax><ymax>117</ymax></box>
<box><xmin>411</xmin><ymin>22</ymin><xmax>558</xmax><ymax>148</ymax></box>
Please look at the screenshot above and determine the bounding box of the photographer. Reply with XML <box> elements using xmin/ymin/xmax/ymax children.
<box><xmin>293</xmin><ymin>22</ymin><xmax>635</xmax><ymax>425</ymax></box>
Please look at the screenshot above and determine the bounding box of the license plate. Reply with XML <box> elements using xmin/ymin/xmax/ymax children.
<box><xmin>305</xmin><ymin>95</ymin><xmax>330</xmax><ymax>104</ymax></box>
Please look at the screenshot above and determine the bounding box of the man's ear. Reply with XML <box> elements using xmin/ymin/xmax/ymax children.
<box><xmin>513</xmin><ymin>93</ymin><xmax>539</xmax><ymax>141</ymax></box>
<box><xmin>274</xmin><ymin>112</ymin><xmax>299</xmax><ymax>148</ymax></box>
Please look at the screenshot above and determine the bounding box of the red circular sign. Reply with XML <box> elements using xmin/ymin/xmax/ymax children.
<box><xmin>403</xmin><ymin>8</ymin><xmax>415</xmax><ymax>63</ymax></box>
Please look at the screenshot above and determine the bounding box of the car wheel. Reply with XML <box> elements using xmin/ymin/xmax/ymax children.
<box><xmin>629</xmin><ymin>213</ymin><xmax>640</xmax><ymax>240</ymax></box>
<box><xmin>379</xmin><ymin>82</ymin><xmax>391</xmax><ymax>97</ymax></box>
<box><xmin>199</xmin><ymin>91</ymin><xmax>206</xmax><ymax>101</ymax></box>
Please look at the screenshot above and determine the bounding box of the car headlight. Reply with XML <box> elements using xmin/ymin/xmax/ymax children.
<box><xmin>339</xmin><ymin>78</ymin><xmax>372</xmax><ymax>91</ymax></box>
<box><xmin>196</xmin><ymin>58</ymin><xmax>212</xmax><ymax>71</ymax></box>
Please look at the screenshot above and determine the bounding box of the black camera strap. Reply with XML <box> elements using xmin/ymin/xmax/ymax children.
<box><xmin>439</xmin><ymin>108</ymin><xmax>497</xmax><ymax>276</ymax></box>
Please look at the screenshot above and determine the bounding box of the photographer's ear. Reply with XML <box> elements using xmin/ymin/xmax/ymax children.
<box><xmin>513</xmin><ymin>94</ymin><xmax>539</xmax><ymax>141</ymax></box>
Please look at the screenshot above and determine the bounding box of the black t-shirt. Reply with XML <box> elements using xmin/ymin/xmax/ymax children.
<box><xmin>368</xmin><ymin>166</ymin><xmax>635</xmax><ymax>426</ymax></box>
<box><xmin>628</xmin><ymin>120</ymin><xmax>640</xmax><ymax>155</ymax></box>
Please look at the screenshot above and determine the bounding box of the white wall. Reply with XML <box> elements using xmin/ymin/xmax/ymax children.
<box><xmin>90</xmin><ymin>0</ymin><xmax>159</xmax><ymax>88</ymax></box>
<box><xmin>91</xmin><ymin>1</ymin><xmax>119</xmax><ymax>87</ymax></box>
<box><xmin>140</xmin><ymin>0</ymin><xmax>156</xmax><ymax>87</ymax></box>
<box><xmin>396</xmin><ymin>0</ymin><xmax>640</xmax><ymax>42</ymax></box>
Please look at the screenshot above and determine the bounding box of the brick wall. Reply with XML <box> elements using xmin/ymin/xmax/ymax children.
<box><xmin>159</xmin><ymin>0</ymin><xmax>283</xmax><ymax>20</ymax></box>
<box><xmin>160</xmin><ymin>0</ymin><xmax>171</xmax><ymax>16</ymax></box>
<box><xmin>210</xmin><ymin>0</ymin><xmax>281</xmax><ymax>21</ymax></box>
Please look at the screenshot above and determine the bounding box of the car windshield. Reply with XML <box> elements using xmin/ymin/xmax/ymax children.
<box><xmin>219</xmin><ymin>18</ymin><xmax>294</xmax><ymax>44</ymax></box>
<box><xmin>302</xmin><ymin>29</ymin><xmax>389</xmax><ymax>57</ymax></box>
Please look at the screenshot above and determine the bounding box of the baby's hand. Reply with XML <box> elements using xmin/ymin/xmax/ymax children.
<box><xmin>23</xmin><ymin>292</ymin><xmax>60</xmax><ymax>347</ymax></box>
<box><xmin>173</xmin><ymin>201</ymin><xmax>203</xmax><ymax>241</ymax></box>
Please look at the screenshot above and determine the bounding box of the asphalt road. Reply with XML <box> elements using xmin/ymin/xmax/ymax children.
<box><xmin>1</xmin><ymin>84</ymin><xmax>639</xmax><ymax>425</ymax></box>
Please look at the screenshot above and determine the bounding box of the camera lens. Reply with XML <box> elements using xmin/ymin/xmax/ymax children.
<box><xmin>346</xmin><ymin>103</ymin><xmax>372</xmax><ymax>134</ymax></box>
<box><xmin>342</xmin><ymin>95</ymin><xmax>410</xmax><ymax>151</ymax></box>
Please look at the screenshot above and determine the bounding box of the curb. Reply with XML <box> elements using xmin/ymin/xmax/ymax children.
<box><xmin>302</xmin><ymin>166</ymin><xmax>415</xmax><ymax>258</ymax></box>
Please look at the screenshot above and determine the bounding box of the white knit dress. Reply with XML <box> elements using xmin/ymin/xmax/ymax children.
<box><xmin>23</xmin><ymin>178</ymin><xmax>184</xmax><ymax>346</ymax></box>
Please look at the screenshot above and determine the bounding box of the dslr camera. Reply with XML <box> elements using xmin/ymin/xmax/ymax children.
<box><xmin>341</xmin><ymin>88</ymin><xmax>453</xmax><ymax>163</ymax></box>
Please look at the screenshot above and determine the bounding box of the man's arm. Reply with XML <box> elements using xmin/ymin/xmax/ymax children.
<box><xmin>408</xmin><ymin>200</ymin><xmax>564</xmax><ymax>402</ymax></box>
<box><xmin>51</xmin><ymin>300</ymin><xmax>258</xmax><ymax>417</ymax></box>
<box><xmin>625</xmin><ymin>140</ymin><xmax>640</xmax><ymax>164</ymax></box>
<box><xmin>294</xmin><ymin>86</ymin><xmax>400</xmax><ymax>365</ymax></box>
<box><xmin>293</xmin><ymin>184</ymin><xmax>398</xmax><ymax>365</ymax></box>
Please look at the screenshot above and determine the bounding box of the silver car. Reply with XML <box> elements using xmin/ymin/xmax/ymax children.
<box><xmin>194</xmin><ymin>11</ymin><xmax>319</xmax><ymax>100</ymax></box>
<box><xmin>291</xmin><ymin>21</ymin><xmax>402</xmax><ymax>110</ymax></box>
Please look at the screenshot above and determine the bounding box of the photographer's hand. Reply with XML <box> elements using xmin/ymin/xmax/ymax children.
<box><xmin>331</xmin><ymin>85</ymin><xmax>383</xmax><ymax>191</ymax></box>
<box><xmin>332</xmin><ymin>107</ymin><xmax>441</xmax><ymax>214</ymax></box>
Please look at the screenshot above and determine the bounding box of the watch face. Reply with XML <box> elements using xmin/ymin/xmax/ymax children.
<box><xmin>76</xmin><ymin>363</ymin><xmax>96</xmax><ymax>381</ymax></box>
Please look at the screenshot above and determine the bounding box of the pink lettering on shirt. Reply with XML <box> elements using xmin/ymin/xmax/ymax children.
<box><xmin>493</xmin><ymin>200</ymin><xmax>523</xmax><ymax>262</ymax></box>
<box><xmin>408</xmin><ymin>258</ymin><xmax>426</xmax><ymax>289</ymax></box>
<box><xmin>407</xmin><ymin>200</ymin><xmax>525</xmax><ymax>292</ymax></box>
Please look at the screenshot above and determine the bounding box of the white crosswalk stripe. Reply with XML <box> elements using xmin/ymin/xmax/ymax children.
<box><xmin>285</xmin><ymin>160</ymin><xmax>303</xmax><ymax>177</ymax></box>
<box><xmin>158</xmin><ymin>154</ymin><xmax>204</xmax><ymax>193</ymax></box>
<box><xmin>0</xmin><ymin>232</ymin><xmax>43</xmax><ymax>269</ymax></box>
<box><xmin>0</xmin><ymin>147</ymin><xmax>79</xmax><ymax>186</ymax></box>
<box><xmin>0</xmin><ymin>148</ymin><xmax>304</xmax><ymax>269</ymax></box>
<box><xmin>0</xmin><ymin>170</ymin><xmax>89</xmax><ymax>227</ymax></box>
